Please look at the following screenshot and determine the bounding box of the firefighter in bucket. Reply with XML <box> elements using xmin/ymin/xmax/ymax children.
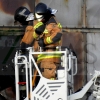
<box><xmin>33</xmin><ymin>2</ymin><xmax>63</xmax><ymax>80</ymax></box>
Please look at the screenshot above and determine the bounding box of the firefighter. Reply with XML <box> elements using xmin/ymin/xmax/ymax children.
<box><xmin>33</xmin><ymin>2</ymin><xmax>62</xmax><ymax>79</ymax></box>
<box><xmin>14</xmin><ymin>6</ymin><xmax>35</xmax><ymax>100</ymax></box>
<box><xmin>14</xmin><ymin>6</ymin><xmax>35</xmax><ymax>53</ymax></box>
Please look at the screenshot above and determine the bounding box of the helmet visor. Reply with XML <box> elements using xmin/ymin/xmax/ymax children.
<box><xmin>26</xmin><ymin>13</ymin><xmax>34</xmax><ymax>21</ymax></box>
<box><xmin>35</xmin><ymin>13</ymin><xmax>43</xmax><ymax>21</ymax></box>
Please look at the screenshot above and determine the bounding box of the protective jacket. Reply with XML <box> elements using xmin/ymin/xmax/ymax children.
<box><xmin>21</xmin><ymin>26</ymin><xmax>34</xmax><ymax>45</ymax></box>
<box><xmin>33</xmin><ymin>16</ymin><xmax>62</xmax><ymax>63</ymax></box>
<box><xmin>20</xmin><ymin>20</ymin><xmax>40</xmax><ymax>52</ymax></box>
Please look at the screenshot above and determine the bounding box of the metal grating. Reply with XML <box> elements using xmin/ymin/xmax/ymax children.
<box><xmin>35</xmin><ymin>85</ymin><xmax>50</xmax><ymax>99</ymax></box>
<box><xmin>47</xmin><ymin>82</ymin><xmax>65</xmax><ymax>94</ymax></box>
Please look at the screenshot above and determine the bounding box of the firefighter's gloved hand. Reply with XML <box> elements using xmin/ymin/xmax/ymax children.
<box><xmin>38</xmin><ymin>38</ymin><xmax>45</xmax><ymax>47</ymax></box>
<box><xmin>34</xmin><ymin>22</ymin><xmax>45</xmax><ymax>35</ymax></box>
<box><xmin>20</xmin><ymin>42</ymin><xmax>29</xmax><ymax>55</ymax></box>
<box><xmin>19</xmin><ymin>49</ymin><xmax>27</xmax><ymax>55</ymax></box>
<box><xmin>35</xmin><ymin>24</ymin><xmax>45</xmax><ymax>35</ymax></box>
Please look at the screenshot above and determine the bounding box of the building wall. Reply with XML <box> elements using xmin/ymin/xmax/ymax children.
<box><xmin>86</xmin><ymin>0</ymin><xmax>100</xmax><ymax>85</ymax></box>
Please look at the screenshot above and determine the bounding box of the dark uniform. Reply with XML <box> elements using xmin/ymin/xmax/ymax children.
<box><xmin>14</xmin><ymin>6</ymin><xmax>34</xmax><ymax>100</ymax></box>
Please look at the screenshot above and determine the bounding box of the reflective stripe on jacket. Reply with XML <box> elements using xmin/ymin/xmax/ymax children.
<box><xmin>37</xmin><ymin>16</ymin><xmax>62</xmax><ymax>63</ymax></box>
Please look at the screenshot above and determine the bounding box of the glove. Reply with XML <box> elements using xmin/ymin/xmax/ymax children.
<box><xmin>35</xmin><ymin>24</ymin><xmax>45</xmax><ymax>35</ymax></box>
<box><xmin>20</xmin><ymin>42</ymin><xmax>29</xmax><ymax>55</ymax></box>
<box><xmin>38</xmin><ymin>38</ymin><xmax>45</xmax><ymax>47</ymax></box>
